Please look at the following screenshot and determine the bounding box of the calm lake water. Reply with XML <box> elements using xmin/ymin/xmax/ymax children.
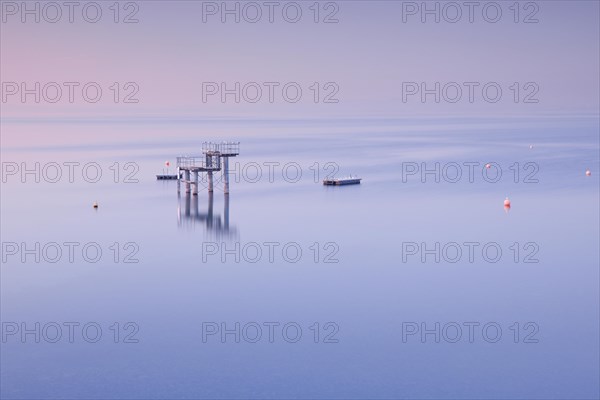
<box><xmin>1</xmin><ymin>116</ymin><xmax>599</xmax><ymax>399</ymax></box>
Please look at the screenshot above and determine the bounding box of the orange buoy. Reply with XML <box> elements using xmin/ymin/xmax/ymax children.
<box><xmin>585</xmin><ymin>169</ymin><xmax>591</xmax><ymax>176</ymax></box>
<box><xmin>504</xmin><ymin>197</ymin><xmax>511</xmax><ymax>207</ymax></box>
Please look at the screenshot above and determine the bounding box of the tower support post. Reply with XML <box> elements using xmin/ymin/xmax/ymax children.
<box><xmin>223</xmin><ymin>157</ymin><xmax>230</xmax><ymax>194</ymax></box>
<box><xmin>184</xmin><ymin>170</ymin><xmax>191</xmax><ymax>193</ymax></box>
<box><xmin>208</xmin><ymin>171</ymin><xmax>214</xmax><ymax>192</ymax></box>
<box><xmin>192</xmin><ymin>170</ymin><xmax>198</xmax><ymax>195</ymax></box>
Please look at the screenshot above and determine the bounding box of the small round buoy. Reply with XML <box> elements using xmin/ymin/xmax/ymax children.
<box><xmin>165</xmin><ymin>161</ymin><xmax>170</xmax><ymax>167</ymax></box>
<box><xmin>485</xmin><ymin>163</ymin><xmax>491</xmax><ymax>169</ymax></box>
<box><xmin>93</xmin><ymin>202</ymin><xmax>98</xmax><ymax>209</ymax></box>
<box><xmin>585</xmin><ymin>169</ymin><xmax>591</xmax><ymax>176</ymax></box>
<box><xmin>529</xmin><ymin>145</ymin><xmax>533</xmax><ymax>149</ymax></box>
<box><xmin>504</xmin><ymin>197</ymin><xmax>511</xmax><ymax>207</ymax></box>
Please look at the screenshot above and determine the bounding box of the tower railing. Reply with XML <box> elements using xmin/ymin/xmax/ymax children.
<box><xmin>202</xmin><ymin>141</ymin><xmax>240</xmax><ymax>156</ymax></box>
<box><xmin>177</xmin><ymin>156</ymin><xmax>221</xmax><ymax>171</ymax></box>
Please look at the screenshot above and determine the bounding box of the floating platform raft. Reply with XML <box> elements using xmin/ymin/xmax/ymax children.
<box><xmin>156</xmin><ymin>174</ymin><xmax>179</xmax><ymax>180</ymax></box>
<box><xmin>323</xmin><ymin>177</ymin><xmax>362</xmax><ymax>186</ymax></box>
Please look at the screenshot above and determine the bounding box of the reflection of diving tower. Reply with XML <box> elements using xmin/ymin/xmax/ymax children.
<box><xmin>177</xmin><ymin>142</ymin><xmax>240</xmax><ymax>195</ymax></box>
<box><xmin>177</xmin><ymin>191</ymin><xmax>237</xmax><ymax>239</ymax></box>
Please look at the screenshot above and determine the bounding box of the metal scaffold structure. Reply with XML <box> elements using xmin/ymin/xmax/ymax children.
<box><xmin>177</xmin><ymin>141</ymin><xmax>240</xmax><ymax>195</ymax></box>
